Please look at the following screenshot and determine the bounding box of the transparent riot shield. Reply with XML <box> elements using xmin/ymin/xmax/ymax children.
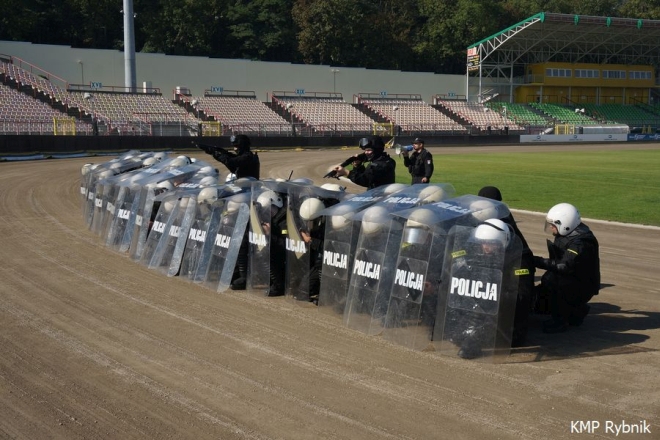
<box><xmin>194</xmin><ymin>196</ymin><xmax>250</xmax><ymax>292</ymax></box>
<box><xmin>246</xmin><ymin>182</ymin><xmax>290</xmax><ymax>296</ymax></box>
<box><xmin>166</xmin><ymin>185</ymin><xmax>249</xmax><ymax>279</ymax></box>
<box><xmin>316</xmin><ymin>183</ymin><xmax>410</xmax><ymax>317</ymax></box>
<box><xmin>381</xmin><ymin>194</ymin><xmax>509</xmax><ymax>350</ymax></box>
<box><xmin>179</xmin><ymin>199</ymin><xmax>221</xmax><ymax>282</ymax></box>
<box><xmin>84</xmin><ymin>157</ymin><xmax>145</xmax><ymax>229</ymax></box>
<box><xmin>104</xmin><ymin>184</ymin><xmax>139</xmax><ymax>250</ymax></box>
<box><xmin>342</xmin><ymin>184</ymin><xmax>452</xmax><ymax>336</ymax></box>
<box><xmin>284</xmin><ymin>184</ymin><xmax>350</xmax><ymax>305</ymax></box>
<box><xmin>433</xmin><ymin>225</ymin><xmax>522</xmax><ymax>362</ymax></box>
<box><xmin>138</xmin><ymin>192</ymin><xmax>183</xmax><ymax>267</ymax></box>
<box><xmin>126</xmin><ymin>164</ymin><xmax>207</xmax><ymax>260</ymax></box>
<box><xmin>148</xmin><ymin>193</ymin><xmax>198</xmax><ymax>276</ymax></box>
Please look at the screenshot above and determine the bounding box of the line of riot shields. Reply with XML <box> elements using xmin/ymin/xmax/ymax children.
<box><xmin>82</xmin><ymin>154</ymin><xmax>525</xmax><ymax>362</ymax></box>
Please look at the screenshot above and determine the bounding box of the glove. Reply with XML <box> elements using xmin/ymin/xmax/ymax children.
<box><xmin>534</xmin><ymin>256</ymin><xmax>548</xmax><ymax>269</ymax></box>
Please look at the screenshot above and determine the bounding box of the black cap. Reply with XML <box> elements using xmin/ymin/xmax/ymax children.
<box><xmin>413</xmin><ymin>138</ymin><xmax>424</xmax><ymax>144</ymax></box>
<box><xmin>478</xmin><ymin>186</ymin><xmax>503</xmax><ymax>202</ymax></box>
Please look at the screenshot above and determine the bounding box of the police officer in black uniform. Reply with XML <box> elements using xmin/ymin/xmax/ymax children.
<box><xmin>533</xmin><ymin>202</ymin><xmax>600</xmax><ymax>333</ymax></box>
<box><xmin>203</xmin><ymin>134</ymin><xmax>260</xmax><ymax>180</ymax></box>
<box><xmin>333</xmin><ymin>136</ymin><xmax>396</xmax><ymax>190</ymax></box>
<box><xmin>477</xmin><ymin>185</ymin><xmax>535</xmax><ymax>346</ymax></box>
<box><xmin>402</xmin><ymin>137</ymin><xmax>434</xmax><ymax>184</ymax></box>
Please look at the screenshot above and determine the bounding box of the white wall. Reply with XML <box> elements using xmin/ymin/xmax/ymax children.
<box><xmin>0</xmin><ymin>41</ymin><xmax>470</xmax><ymax>102</ymax></box>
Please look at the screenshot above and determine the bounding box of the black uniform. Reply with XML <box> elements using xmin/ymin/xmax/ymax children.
<box><xmin>268</xmin><ymin>205</ymin><xmax>288</xmax><ymax>296</ymax></box>
<box><xmin>477</xmin><ymin>186</ymin><xmax>535</xmax><ymax>346</ymax></box>
<box><xmin>534</xmin><ymin>222</ymin><xmax>600</xmax><ymax>328</ymax></box>
<box><xmin>403</xmin><ymin>148</ymin><xmax>434</xmax><ymax>184</ymax></box>
<box><xmin>212</xmin><ymin>134</ymin><xmax>260</xmax><ymax>179</ymax></box>
<box><xmin>346</xmin><ymin>136</ymin><xmax>396</xmax><ymax>189</ymax></box>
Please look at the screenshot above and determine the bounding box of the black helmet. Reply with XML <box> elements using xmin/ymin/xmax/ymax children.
<box><xmin>413</xmin><ymin>137</ymin><xmax>425</xmax><ymax>144</ymax></box>
<box><xmin>230</xmin><ymin>134</ymin><xmax>251</xmax><ymax>152</ymax></box>
<box><xmin>358</xmin><ymin>135</ymin><xmax>385</xmax><ymax>153</ymax></box>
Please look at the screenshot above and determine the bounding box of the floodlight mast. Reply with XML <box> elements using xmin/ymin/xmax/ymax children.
<box><xmin>123</xmin><ymin>0</ymin><xmax>137</xmax><ymax>92</ymax></box>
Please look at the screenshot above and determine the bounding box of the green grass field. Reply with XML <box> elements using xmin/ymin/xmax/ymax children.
<box><xmin>393</xmin><ymin>148</ymin><xmax>660</xmax><ymax>226</ymax></box>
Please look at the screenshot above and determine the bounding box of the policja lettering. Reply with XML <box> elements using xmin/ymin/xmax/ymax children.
<box><xmin>249</xmin><ymin>231</ymin><xmax>267</xmax><ymax>246</ymax></box>
<box><xmin>118</xmin><ymin>208</ymin><xmax>131</xmax><ymax>219</ymax></box>
<box><xmin>323</xmin><ymin>250</ymin><xmax>348</xmax><ymax>269</ymax></box>
<box><xmin>188</xmin><ymin>228</ymin><xmax>206</xmax><ymax>242</ymax></box>
<box><xmin>450</xmin><ymin>277</ymin><xmax>498</xmax><ymax>301</ymax></box>
<box><xmin>286</xmin><ymin>238</ymin><xmax>307</xmax><ymax>253</ymax></box>
<box><xmin>152</xmin><ymin>221</ymin><xmax>166</xmax><ymax>233</ymax></box>
<box><xmin>169</xmin><ymin>225</ymin><xmax>180</xmax><ymax>237</ymax></box>
<box><xmin>214</xmin><ymin>233</ymin><xmax>231</xmax><ymax>248</ymax></box>
<box><xmin>394</xmin><ymin>269</ymin><xmax>423</xmax><ymax>291</ymax></box>
<box><xmin>353</xmin><ymin>259</ymin><xmax>381</xmax><ymax>279</ymax></box>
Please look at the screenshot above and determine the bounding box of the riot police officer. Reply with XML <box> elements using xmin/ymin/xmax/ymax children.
<box><xmin>534</xmin><ymin>203</ymin><xmax>600</xmax><ymax>333</ymax></box>
<box><xmin>207</xmin><ymin>134</ymin><xmax>260</xmax><ymax>180</ymax></box>
<box><xmin>333</xmin><ymin>136</ymin><xmax>396</xmax><ymax>189</ymax></box>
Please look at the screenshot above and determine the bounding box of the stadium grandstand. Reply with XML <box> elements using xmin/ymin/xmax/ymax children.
<box><xmin>3</xmin><ymin>11</ymin><xmax>660</xmax><ymax>152</ymax></box>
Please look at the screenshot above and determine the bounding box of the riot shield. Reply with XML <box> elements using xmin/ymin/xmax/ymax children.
<box><xmin>104</xmin><ymin>184</ymin><xmax>139</xmax><ymax>250</ymax></box>
<box><xmin>167</xmin><ymin>184</ymin><xmax>249</xmax><ymax>279</ymax></box>
<box><xmin>193</xmin><ymin>195</ymin><xmax>250</xmax><ymax>292</ymax></box>
<box><xmin>316</xmin><ymin>183</ymin><xmax>410</xmax><ymax>317</ymax></box>
<box><xmin>342</xmin><ymin>184</ymin><xmax>445</xmax><ymax>335</ymax></box>
<box><xmin>84</xmin><ymin>156</ymin><xmax>145</xmax><ymax>229</ymax></box>
<box><xmin>138</xmin><ymin>191</ymin><xmax>182</xmax><ymax>268</ymax></box>
<box><xmin>284</xmin><ymin>184</ymin><xmax>349</xmax><ymax>305</ymax></box>
<box><xmin>433</xmin><ymin>225</ymin><xmax>522</xmax><ymax>362</ymax></box>
<box><xmin>148</xmin><ymin>192</ymin><xmax>198</xmax><ymax>276</ymax></box>
<box><xmin>381</xmin><ymin>193</ymin><xmax>510</xmax><ymax>350</ymax></box>
<box><xmin>246</xmin><ymin>181</ymin><xmax>290</xmax><ymax>296</ymax></box>
<box><xmin>126</xmin><ymin>163</ymin><xmax>208</xmax><ymax>260</ymax></box>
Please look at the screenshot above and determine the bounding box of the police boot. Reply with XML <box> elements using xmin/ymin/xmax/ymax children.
<box><xmin>265</xmin><ymin>268</ymin><xmax>284</xmax><ymax>297</ymax></box>
<box><xmin>230</xmin><ymin>251</ymin><xmax>248</xmax><ymax>291</ymax></box>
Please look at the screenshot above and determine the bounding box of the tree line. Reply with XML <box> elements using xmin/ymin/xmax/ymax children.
<box><xmin>1</xmin><ymin>0</ymin><xmax>658</xmax><ymax>75</ymax></box>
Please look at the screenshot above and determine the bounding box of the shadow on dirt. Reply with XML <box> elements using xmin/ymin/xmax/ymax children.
<box><xmin>509</xmin><ymin>302</ymin><xmax>660</xmax><ymax>362</ymax></box>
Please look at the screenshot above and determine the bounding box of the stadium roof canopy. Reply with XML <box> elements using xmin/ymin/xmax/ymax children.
<box><xmin>466</xmin><ymin>11</ymin><xmax>660</xmax><ymax>99</ymax></box>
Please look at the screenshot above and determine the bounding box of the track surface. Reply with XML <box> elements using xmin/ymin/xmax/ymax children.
<box><xmin>1</xmin><ymin>144</ymin><xmax>659</xmax><ymax>439</ymax></box>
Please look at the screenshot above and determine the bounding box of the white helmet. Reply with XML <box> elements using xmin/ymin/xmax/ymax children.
<box><xmin>169</xmin><ymin>157</ymin><xmax>190</xmax><ymax>168</ymax></box>
<box><xmin>545</xmin><ymin>203</ymin><xmax>580</xmax><ymax>236</ymax></box>
<box><xmin>257</xmin><ymin>190</ymin><xmax>283</xmax><ymax>209</ymax></box>
<box><xmin>473</xmin><ymin>218</ymin><xmax>512</xmax><ymax>248</ymax></box>
<box><xmin>299</xmin><ymin>198</ymin><xmax>325</xmax><ymax>221</ymax></box>
<box><xmin>98</xmin><ymin>169</ymin><xmax>115</xmax><ymax>180</ymax></box>
<box><xmin>361</xmin><ymin>205</ymin><xmax>391</xmax><ymax>235</ymax></box>
<box><xmin>155</xmin><ymin>180</ymin><xmax>175</xmax><ymax>192</ymax></box>
<box><xmin>320</xmin><ymin>183</ymin><xmax>345</xmax><ymax>192</ymax></box>
<box><xmin>109</xmin><ymin>161</ymin><xmax>124</xmax><ymax>170</ymax></box>
<box><xmin>196</xmin><ymin>165</ymin><xmax>216</xmax><ymax>176</ymax></box>
<box><xmin>291</xmin><ymin>177</ymin><xmax>314</xmax><ymax>185</ymax></box>
<box><xmin>382</xmin><ymin>183</ymin><xmax>407</xmax><ymax>195</ymax></box>
<box><xmin>153</xmin><ymin>152</ymin><xmax>167</xmax><ymax>161</ymax></box>
<box><xmin>225</xmin><ymin>173</ymin><xmax>237</xmax><ymax>183</ymax></box>
<box><xmin>162</xmin><ymin>199</ymin><xmax>178</xmax><ymax>213</ymax></box>
<box><xmin>198</xmin><ymin>176</ymin><xmax>217</xmax><ymax>187</ymax></box>
<box><xmin>197</xmin><ymin>187</ymin><xmax>218</xmax><ymax>204</ymax></box>
<box><xmin>235</xmin><ymin>177</ymin><xmax>256</xmax><ymax>183</ymax></box>
<box><xmin>470</xmin><ymin>199</ymin><xmax>500</xmax><ymax>222</ymax></box>
<box><xmin>226</xmin><ymin>192</ymin><xmax>251</xmax><ymax>213</ymax></box>
<box><xmin>81</xmin><ymin>163</ymin><xmax>94</xmax><ymax>176</ymax></box>
<box><xmin>328</xmin><ymin>204</ymin><xmax>353</xmax><ymax>230</ymax></box>
<box><xmin>403</xmin><ymin>208</ymin><xmax>441</xmax><ymax>245</ymax></box>
<box><xmin>142</xmin><ymin>157</ymin><xmax>158</xmax><ymax>167</ymax></box>
<box><xmin>419</xmin><ymin>185</ymin><xmax>447</xmax><ymax>204</ymax></box>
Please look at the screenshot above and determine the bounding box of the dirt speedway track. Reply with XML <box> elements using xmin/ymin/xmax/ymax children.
<box><xmin>1</xmin><ymin>144</ymin><xmax>659</xmax><ymax>439</ymax></box>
